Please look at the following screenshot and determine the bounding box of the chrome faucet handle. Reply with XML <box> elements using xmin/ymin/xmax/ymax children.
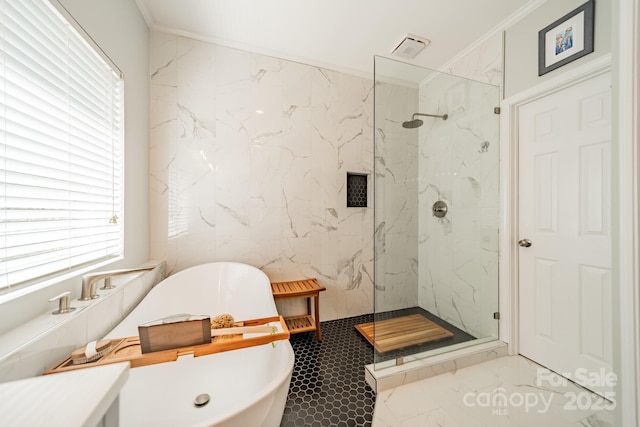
<box><xmin>49</xmin><ymin>291</ymin><xmax>76</xmax><ymax>315</ymax></box>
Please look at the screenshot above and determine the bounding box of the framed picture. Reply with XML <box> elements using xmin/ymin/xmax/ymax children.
<box><xmin>538</xmin><ymin>0</ymin><xmax>595</xmax><ymax>76</ymax></box>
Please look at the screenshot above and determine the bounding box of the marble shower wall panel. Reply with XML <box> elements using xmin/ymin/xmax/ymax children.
<box><xmin>417</xmin><ymin>71</ymin><xmax>500</xmax><ymax>340</ymax></box>
<box><xmin>442</xmin><ymin>32</ymin><xmax>504</xmax><ymax>87</ymax></box>
<box><xmin>414</xmin><ymin>33</ymin><xmax>503</xmax><ymax>339</ymax></box>
<box><xmin>373</xmin><ymin>81</ymin><xmax>419</xmax><ymax>313</ymax></box>
<box><xmin>149</xmin><ymin>31</ymin><xmax>374</xmax><ymax>321</ymax></box>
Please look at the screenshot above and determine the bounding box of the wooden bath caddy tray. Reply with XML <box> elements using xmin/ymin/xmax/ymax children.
<box><xmin>45</xmin><ymin>316</ymin><xmax>289</xmax><ymax>375</ymax></box>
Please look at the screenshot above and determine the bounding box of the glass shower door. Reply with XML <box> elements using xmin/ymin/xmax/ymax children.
<box><xmin>373</xmin><ymin>56</ymin><xmax>500</xmax><ymax>369</ymax></box>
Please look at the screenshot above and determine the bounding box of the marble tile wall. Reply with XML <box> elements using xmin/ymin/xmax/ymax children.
<box><xmin>149</xmin><ymin>32</ymin><xmax>374</xmax><ymax>321</ymax></box>
<box><xmin>373</xmin><ymin>80</ymin><xmax>420</xmax><ymax>313</ymax></box>
<box><xmin>417</xmin><ymin>62</ymin><xmax>501</xmax><ymax>339</ymax></box>
<box><xmin>442</xmin><ymin>32</ymin><xmax>504</xmax><ymax>89</ymax></box>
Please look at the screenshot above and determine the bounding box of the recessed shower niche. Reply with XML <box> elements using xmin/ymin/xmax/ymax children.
<box><xmin>372</xmin><ymin>56</ymin><xmax>501</xmax><ymax>371</ymax></box>
<box><xmin>346</xmin><ymin>172</ymin><xmax>368</xmax><ymax>208</ymax></box>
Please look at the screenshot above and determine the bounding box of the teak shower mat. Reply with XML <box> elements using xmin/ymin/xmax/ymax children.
<box><xmin>355</xmin><ymin>314</ymin><xmax>453</xmax><ymax>353</ymax></box>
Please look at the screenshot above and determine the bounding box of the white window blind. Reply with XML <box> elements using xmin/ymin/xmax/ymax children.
<box><xmin>0</xmin><ymin>0</ymin><xmax>123</xmax><ymax>291</ymax></box>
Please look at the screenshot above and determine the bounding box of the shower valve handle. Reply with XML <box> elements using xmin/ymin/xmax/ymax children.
<box><xmin>518</xmin><ymin>239</ymin><xmax>532</xmax><ymax>248</ymax></box>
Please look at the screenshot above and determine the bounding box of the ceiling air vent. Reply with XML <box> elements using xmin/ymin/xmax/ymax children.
<box><xmin>391</xmin><ymin>34</ymin><xmax>430</xmax><ymax>59</ymax></box>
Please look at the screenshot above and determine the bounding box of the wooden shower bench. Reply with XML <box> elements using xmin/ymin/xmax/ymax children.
<box><xmin>270</xmin><ymin>278</ymin><xmax>326</xmax><ymax>341</ymax></box>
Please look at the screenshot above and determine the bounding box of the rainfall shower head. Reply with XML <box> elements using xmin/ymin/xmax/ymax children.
<box><xmin>402</xmin><ymin>112</ymin><xmax>448</xmax><ymax>129</ymax></box>
<box><xmin>402</xmin><ymin>118</ymin><xmax>423</xmax><ymax>128</ymax></box>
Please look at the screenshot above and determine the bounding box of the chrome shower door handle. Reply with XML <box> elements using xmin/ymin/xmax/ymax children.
<box><xmin>518</xmin><ymin>239</ymin><xmax>532</xmax><ymax>248</ymax></box>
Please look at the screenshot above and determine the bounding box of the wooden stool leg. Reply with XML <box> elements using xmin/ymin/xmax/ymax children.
<box><xmin>306</xmin><ymin>297</ymin><xmax>311</xmax><ymax>316</ymax></box>
<box><xmin>314</xmin><ymin>293</ymin><xmax>322</xmax><ymax>341</ymax></box>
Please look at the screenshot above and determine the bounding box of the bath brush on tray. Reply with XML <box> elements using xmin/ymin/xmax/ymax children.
<box><xmin>70</xmin><ymin>339</ymin><xmax>114</xmax><ymax>365</ymax></box>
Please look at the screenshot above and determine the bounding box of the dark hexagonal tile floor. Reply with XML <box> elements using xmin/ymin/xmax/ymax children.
<box><xmin>280</xmin><ymin>314</ymin><xmax>375</xmax><ymax>427</ymax></box>
<box><xmin>279</xmin><ymin>308</ymin><xmax>475</xmax><ymax>426</ymax></box>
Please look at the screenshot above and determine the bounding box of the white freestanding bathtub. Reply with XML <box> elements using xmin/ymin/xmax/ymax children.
<box><xmin>105</xmin><ymin>262</ymin><xmax>294</xmax><ymax>427</ymax></box>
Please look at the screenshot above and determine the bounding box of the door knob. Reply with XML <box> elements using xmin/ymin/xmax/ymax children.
<box><xmin>518</xmin><ymin>239</ymin><xmax>532</xmax><ymax>248</ymax></box>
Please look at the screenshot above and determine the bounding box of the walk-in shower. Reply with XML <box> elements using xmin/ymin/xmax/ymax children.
<box><xmin>371</xmin><ymin>56</ymin><xmax>500</xmax><ymax>370</ymax></box>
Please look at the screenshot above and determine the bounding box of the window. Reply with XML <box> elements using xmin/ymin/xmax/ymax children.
<box><xmin>0</xmin><ymin>0</ymin><xmax>123</xmax><ymax>292</ymax></box>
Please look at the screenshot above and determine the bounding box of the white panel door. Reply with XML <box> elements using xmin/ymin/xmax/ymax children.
<box><xmin>518</xmin><ymin>72</ymin><xmax>613</xmax><ymax>395</ymax></box>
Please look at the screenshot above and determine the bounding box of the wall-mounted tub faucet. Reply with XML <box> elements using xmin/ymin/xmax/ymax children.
<box><xmin>79</xmin><ymin>266</ymin><xmax>157</xmax><ymax>301</ymax></box>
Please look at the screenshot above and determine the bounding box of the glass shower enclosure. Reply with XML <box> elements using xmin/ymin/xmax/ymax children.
<box><xmin>373</xmin><ymin>56</ymin><xmax>500</xmax><ymax>369</ymax></box>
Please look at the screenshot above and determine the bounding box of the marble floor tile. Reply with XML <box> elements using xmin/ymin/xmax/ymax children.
<box><xmin>373</xmin><ymin>355</ymin><xmax>613</xmax><ymax>427</ymax></box>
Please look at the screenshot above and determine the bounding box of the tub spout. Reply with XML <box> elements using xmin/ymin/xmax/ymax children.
<box><xmin>79</xmin><ymin>266</ymin><xmax>157</xmax><ymax>301</ymax></box>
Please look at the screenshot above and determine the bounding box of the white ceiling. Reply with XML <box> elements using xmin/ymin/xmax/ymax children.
<box><xmin>135</xmin><ymin>0</ymin><xmax>537</xmax><ymax>76</ymax></box>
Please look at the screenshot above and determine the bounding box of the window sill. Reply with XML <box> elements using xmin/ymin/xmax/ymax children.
<box><xmin>0</xmin><ymin>257</ymin><xmax>124</xmax><ymax>305</ymax></box>
<box><xmin>0</xmin><ymin>261</ymin><xmax>165</xmax><ymax>381</ymax></box>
